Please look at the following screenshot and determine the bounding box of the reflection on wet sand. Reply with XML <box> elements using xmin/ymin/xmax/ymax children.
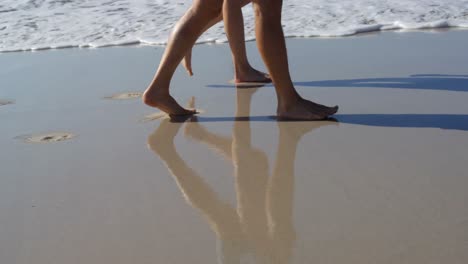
<box><xmin>147</xmin><ymin>89</ymin><xmax>335</xmax><ymax>263</ymax></box>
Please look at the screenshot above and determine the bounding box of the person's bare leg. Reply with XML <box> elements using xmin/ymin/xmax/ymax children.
<box><xmin>251</xmin><ymin>0</ymin><xmax>338</xmax><ymax>120</ymax></box>
<box><xmin>181</xmin><ymin>12</ymin><xmax>223</xmax><ymax>77</ymax></box>
<box><xmin>223</xmin><ymin>0</ymin><xmax>270</xmax><ymax>83</ymax></box>
<box><xmin>182</xmin><ymin>0</ymin><xmax>270</xmax><ymax>83</ymax></box>
<box><xmin>181</xmin><ymin>48</ymin><xmax>194</xmax><ymax>76</ymax></box>
<box><xmin>143</xmin><ymin>0</ymin><xmax>222</xmax><ymax>115</ymax></box>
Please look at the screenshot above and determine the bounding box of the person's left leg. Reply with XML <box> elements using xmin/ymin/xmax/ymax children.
<box><xmin>143</xmin><ymin>0</ymin><xmax>222</xmax><ymax>115</ymax></box>
<box><xmin>182</xmin><ymin>0</ymin><xmax>270</xmax><ymax>83</ymax></box>
<box><xmin>223</xmin><ymin>0</ymin><xmax>270</xmax><ymax>83</ymax></box>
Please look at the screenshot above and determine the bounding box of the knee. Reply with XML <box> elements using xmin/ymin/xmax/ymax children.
<box><xmin>191</xmin><ymin>1</ymin><xmax>222</xmax><ymax>19</ymax></box>
<box><xmin>252</xmin><ymin>0</ymin><xmax>282</xmax><ymax>20</ymax></box>
<box><xmin>223</xmin><ymin>0</ymin><xmax>242</xmax><ymax>8</ymax></box>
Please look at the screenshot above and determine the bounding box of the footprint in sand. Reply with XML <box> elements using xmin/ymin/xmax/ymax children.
<box><xmin>16</xmin><ymin>132</ymin><xmax>76</xmax><ymax>144</ymax></box>
<box><xmin>0</xmin><ymin>99</ymin><xmax>14</xmax><ymax>106</ymax></box>
<box><xmin>104</xmin><ymin>92</ymin><xmax>142</xmax><ymax>100</ymax></box>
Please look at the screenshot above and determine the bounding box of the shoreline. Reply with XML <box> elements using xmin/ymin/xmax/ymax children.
<box><xmin>1</xmin><ymin>26</ymin><xmax>468</xmax><ymax>54</ymax></box>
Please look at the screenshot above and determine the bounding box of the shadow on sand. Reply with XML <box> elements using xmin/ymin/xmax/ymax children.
<box><xmin>335</xmin><ymin>114</ymin><xmax>468</xmax><ymax>131</ymax></box>
<box><xmin>200</xmin><ymin>74</ymin><xmax>468</xmax><ymax>131</ymax></box>
<box><xmin>171</xmin><ymin>114</ymin><xmax>468</xmax><ymax>132</ymax></box>
<box><xmin>207</xmin><ymin>74</ymin><xmax>468</xmax><ymax>92</ymax></box>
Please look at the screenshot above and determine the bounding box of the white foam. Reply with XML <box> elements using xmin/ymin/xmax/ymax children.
<box><xmin>1</xmin><ymin>0</ymin><xmax>468</xmax><ymax>52</ymax></box>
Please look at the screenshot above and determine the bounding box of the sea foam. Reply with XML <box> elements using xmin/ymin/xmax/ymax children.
<box><xmin>1</xmin><ymin>0</ymin><xmax>467</xmax><ymax>52</ymax></box>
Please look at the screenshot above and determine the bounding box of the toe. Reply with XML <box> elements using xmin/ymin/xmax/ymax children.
<box><xmin>185</xmin><ymin>108</ymin><xmax>197</xmax><ymax>115</ymax></box>
<box><xmin>331</xmin><ymin>105</ymin><xmax>339</xmax><ymax>114</ymax></box>
<box><xmin>317</xmin><ymin>104</ymin><xmax>338</xmax><ymax>116</ymax></box>
<box><xmin>308</xmin><ymin>113</ymin><xmax>326</xmax><ymax>121</ymax></box>
<box><xmin>172</xmin><ymin>107</ymin><xmax>197</xmax><ymax>116</ymax></box>
<box><xmin>326</xmin><ymin>105</ymin><xmax>339</xmax><ymax>115</ymax></box>
<box><xmin>314</xmin><ymin>107</ymin><xmax>333</xmax><ymax>119</ymax></box>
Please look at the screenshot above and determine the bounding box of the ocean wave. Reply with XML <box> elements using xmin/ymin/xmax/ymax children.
<box><xmin>1</xmin><ymin>0</ymin><xmax>468</xmax><ymax>53</ymax></box>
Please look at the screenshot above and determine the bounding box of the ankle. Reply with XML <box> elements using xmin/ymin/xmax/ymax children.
<box><xmin>145</xmin><ymin>80</ymin><xmax>169</xmax><ymax>94</ymax></box>
<box><xmin>277</xmin><ymin>92</ymin><xmax>302</xmax><ymax>112</ymax></box>
<box><xmin>234</xmin><ymin>62</ymin><xmax>253</xmax><ymax>76</ymax></box>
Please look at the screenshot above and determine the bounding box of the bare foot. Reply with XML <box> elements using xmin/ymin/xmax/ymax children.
<box><xmin>235</xmin><ymin>67</ymin><xmax>271</xmax><ymax>84</ymax></box>
<box><xmin>182</xmin><ymin>49</ymin><xmax>193</xmax><ymax>76</ymax></box>
<box><xmin>147</xmin><ymin>98</ymin><xmax>199</xmax><ymax>156</ymax></box>
<box><xmin>143</xmin><ymin>90</ymin><xmax>197</xmax><ymax>116</ymax></box>
<box><xmin>303</xmin><ymin>100</ymin><xmax>339</xmax><ymax>116</ymax></box>
<box><xmin>277</xmin><ymin>98</ymin><xmax>338</xmax><ymax>121</ymax></box>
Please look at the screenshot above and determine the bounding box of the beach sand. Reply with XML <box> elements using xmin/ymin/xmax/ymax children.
<box><xmin>1</xmin><ymin>30</ymin><xmax>468</xmax><ymax>263</ymax></box>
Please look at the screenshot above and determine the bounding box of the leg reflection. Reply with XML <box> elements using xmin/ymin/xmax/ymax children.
<box><xmin>232</xmin><ymin>89</ymin><xmax>271</xmax><ymax>263</ymax></box>
<box><xmin>148</xmin><ymin>94</ymin><xmax>336</xmax><ymax>263</ymax></box>
<box><xmin>147</xmin><ymin>119</ymin><xmax>244</xmax><ymax>264</ymax></box>
<box><xmin>268</xmin><ymin>121</ymin><xmax>325</xmax><ymax>263</ymax></box>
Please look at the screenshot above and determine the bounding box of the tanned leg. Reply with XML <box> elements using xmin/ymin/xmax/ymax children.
<box><xmin>182</xmin><ymin>0</ymin><xmax>270</xmax><ymax>83</ymax></box>
<box><xmin>143</xmin><ymin>0</ymin><xmax>222</xmax><ymax>115</ymax></box>
<box><xmin>251</xmin><ymin>0</ymin><xmax>338</xmax><ymax>120</ymax></box>
<box><xmin>223</xmin><ymin>0</ymin><xmax>270</xmax><ymax>83</ymax></box>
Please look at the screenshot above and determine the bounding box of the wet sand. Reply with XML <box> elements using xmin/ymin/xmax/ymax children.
<box><xmin>1</xmin><ymin>30</ymin><xmax>468</xmax><ymax>263</ymax></box>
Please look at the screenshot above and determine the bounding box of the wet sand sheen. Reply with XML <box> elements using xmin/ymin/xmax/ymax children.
<box><xmin>147</xmin><ymin>93</ymin><xmax>339</xmax><ymax>263</ymax></box>
<box><xmin>0</xmin><ymin>30</ymin><xmax>468</xmax><ymax>264</ymax></box>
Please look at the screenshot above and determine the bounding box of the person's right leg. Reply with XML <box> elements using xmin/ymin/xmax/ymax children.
<box><xmin>143</xmin><ymin>0</ymin><xmax>222</xmax><ymax>115</ymax></box>
<box><xmin>251</xmin><ymin>0</ymin><xmax>338</xmax><ymax>120</ymax></box>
